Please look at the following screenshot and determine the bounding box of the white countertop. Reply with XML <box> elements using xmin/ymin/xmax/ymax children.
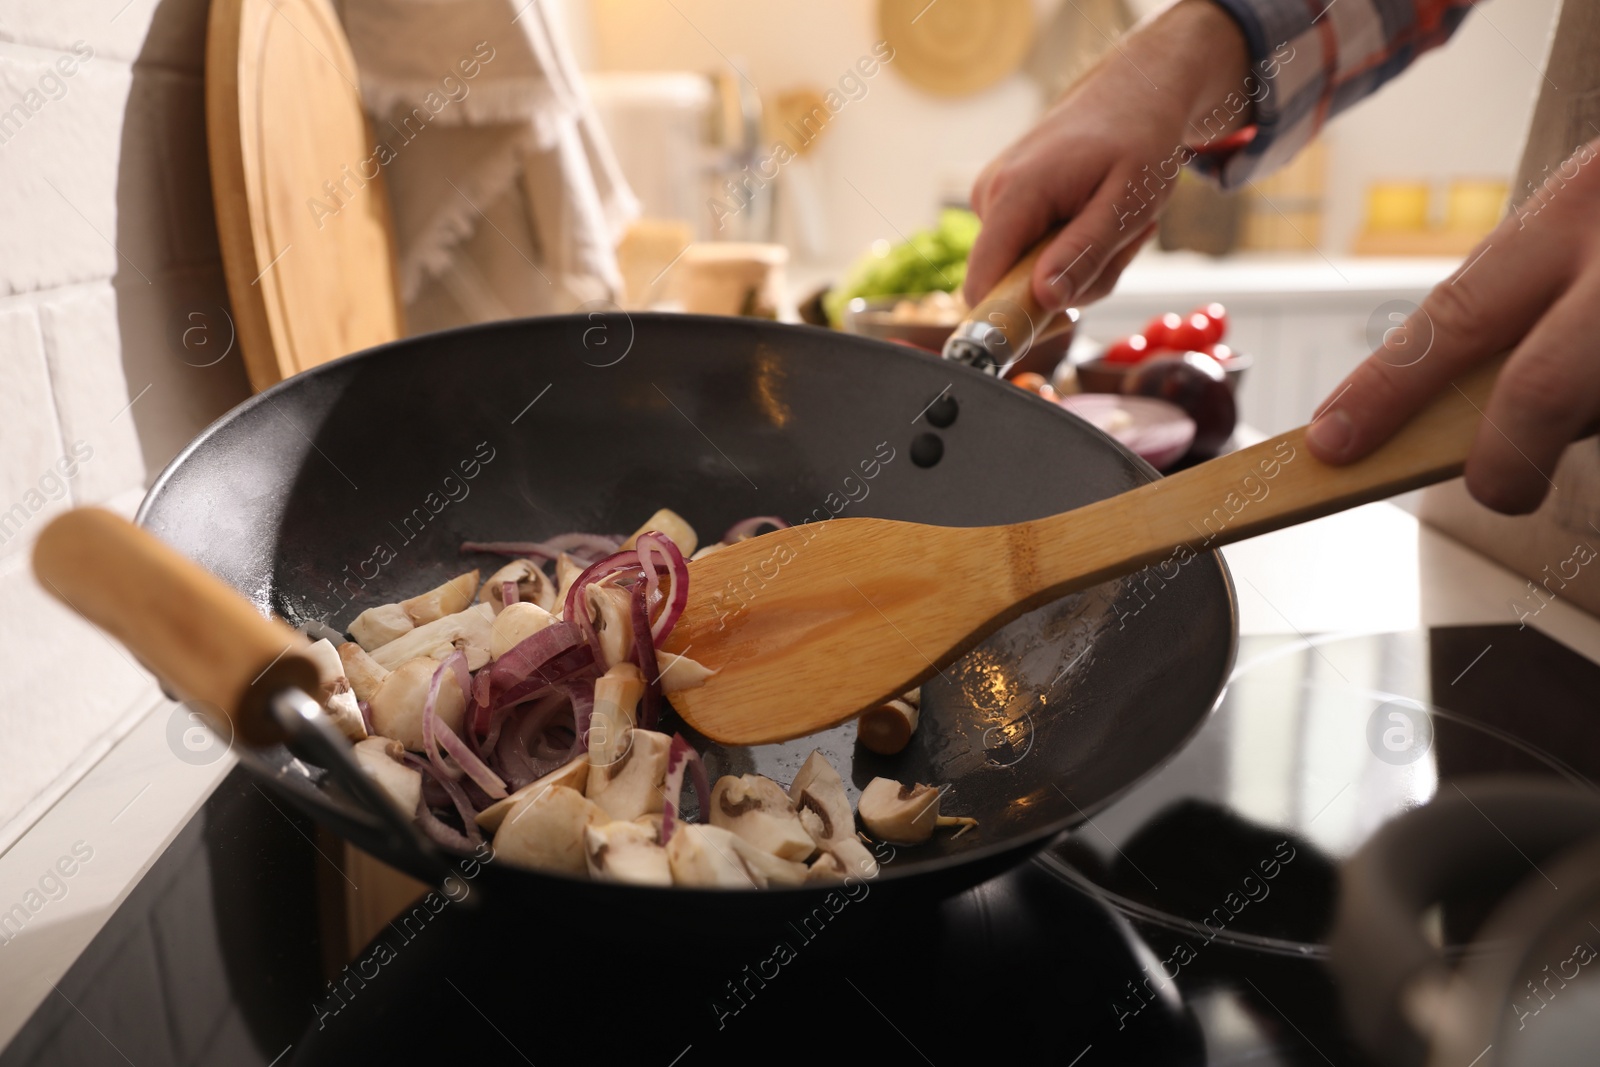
<box><xmin>3</xmin><ymin>497</ymin><xmax>1598</xmax><ymax>1048</ymax></box>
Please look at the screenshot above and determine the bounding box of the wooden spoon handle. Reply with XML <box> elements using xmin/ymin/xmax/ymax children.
<box><xmin>1022</xmin><ymin>355</ymin><xmax>1506</xmax><ymax>595</ymax></box>
<box><xmin>32</xmin><ymin>508</ymin><xmax>320</xmax><ymax>746</ymax></box>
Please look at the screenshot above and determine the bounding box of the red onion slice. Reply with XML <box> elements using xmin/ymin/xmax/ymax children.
<box><xmin>406</xmin><ymin>754</ymin><xmax>481</xmax><ymax>848</ymax></box>
<box><xmin>468</xmin><ymin>669</ymin><xmax>494</xmax><ymax>744</ymax></box>
<box><xmin>561</xmin><ymin>549</ymin><xmax>641</xmax><ymax>623</ymax></box>
<box><xmin>630</xmin><ymin>580</ymin><xmax>662</xmax><ymax>731</ymax></box>
<box><xmin>493</xmin><ymin>644</ymin><xmax>597</xmax><ymax>710</ymax></box>
<box><xmin>723</xmin><ymin>516</ymin><xmax>789</xmax><ymax>542</ymax></box>
<box><xmin>660</xmin><ymin>733</ymin><xmax>710</xmax><ymax>845</ymax></box>
<box><xmin>562</xmin><ymin>680</ymin><xmax>595</xmax><ymax>750</ymax></box>
<box><xmin>493</xmin><ymin>698</ymin><xmax>576</xmax><ymax>789</ymax></box>
<box><xmin>424</xmin><ymin>653</ymin><xmax>507</xmax><ymax>800</ymax></box>
<box><xmin>488</xmin><ymin>621</ymin><xmax>583</xmax><ymax>692</ymax></box>
<box><xmin>633</xmin><ymin>532</ymin><xmax>689</xmax><ymax>642</ymax></box>
<box><xmin>502</xmin><ymin>580</ymin><xmax>518</xmax><ymax>607</ymax></box>
<box><xmin>420</xmin><ymin>658</ymin><xmax>460</xmax><ymax>783</ymax></box>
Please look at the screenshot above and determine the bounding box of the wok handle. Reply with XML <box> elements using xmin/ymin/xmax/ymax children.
<box><xmin>942</xmin><ymin>228</ymin><xmax>1075</xmax><ymax>372</ymax></box>
<box><xmin>33</xmin><ymin>507</ymin><xmax>320</xmax><ymax>747</ymax></box>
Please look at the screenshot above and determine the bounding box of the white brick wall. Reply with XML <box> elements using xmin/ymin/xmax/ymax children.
<box><xmin>0</xmin><ymin>1</ymin><xmax>252</xmax><ymax>846</ymax></box>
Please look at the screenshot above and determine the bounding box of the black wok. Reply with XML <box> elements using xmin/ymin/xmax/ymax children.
<box><xmin>136</xmin><ymin>312</ymin><xmax>1236</xmax><ymax>918</ymax></box>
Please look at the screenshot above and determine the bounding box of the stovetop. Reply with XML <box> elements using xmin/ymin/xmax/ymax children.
<box><xmin>6</xmin><ymin>624</ymin><xmax>1597</xmax><ymax>1067</ymax></box>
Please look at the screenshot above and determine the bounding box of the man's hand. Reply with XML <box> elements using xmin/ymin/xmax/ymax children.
<box><xmin>1307</xmin><ymin>137</ymin><xmax>1600</xmax><ymax>515</ymax></box>
<box><xmin>963</xmin><ymin>0</ymin><xmax>1252</xmax><ymax>310</ymax></box>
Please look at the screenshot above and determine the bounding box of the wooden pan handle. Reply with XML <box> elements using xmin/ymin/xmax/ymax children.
<box><xmin>947</xmin><ymin>228</ymin><xmax>1075</xmax><ymax>368</ymax></box>
<box><xmin>33</xmin><ymin>508</ymin><xmax>320</xmax><ymax>747</ymax></box>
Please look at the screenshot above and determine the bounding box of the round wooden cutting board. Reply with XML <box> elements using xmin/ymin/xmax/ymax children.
<box><xmin>877</xmin><ymin>0</ymin><xmax>1036</xmax><ymax>98</ymax></box>
<box><xmin>207</xmin><ymin>0</ymin><xmax>403</xmax><ymax>391</ymax></box>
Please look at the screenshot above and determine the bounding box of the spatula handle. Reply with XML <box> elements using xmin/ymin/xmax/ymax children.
<box><xmin>1024</xmin><ymin>355</ymin><xmax>1507</xmax><ymax>595</ymax></box>
<box><xmin>33</xmin><ymin>508</ymin><xmax>320</xmax><ymax>746</ymax></box>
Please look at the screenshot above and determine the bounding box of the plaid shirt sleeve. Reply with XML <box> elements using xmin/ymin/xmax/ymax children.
<box><xmin>1192</xmin><ymin>0</ymin><xmax>1479</xmax><ymax>187</ymax></box>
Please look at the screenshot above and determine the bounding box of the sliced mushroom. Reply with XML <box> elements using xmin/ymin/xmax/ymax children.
<box><xmin>475</xmin><ymin>755</ymin><xmax>590</xmax><ymax>833</ymax></box>
<box><xmin>666</xmin><ymin>824</ymin><xmax>806</xmax><ymax>888</ymax></box>
<box><xmin>817</xmin><ymin>836</ymin><xmax>880</xmax><ymax>880</ymax></box>
<box><xmin>622</xmin><ymin>507</ymin><xmax>698</xmax><ymax>558</ymax></box>
<box><xmin>588</xmin><ymin>728</ymin><xmax>671</xmax><ymax>822</ymax></box>
<box><xmin>337</xmin><ymin>641</ymin><xmax>388</xmax><ymax>704</ymax></box>
<box><xmin>789</xmin><ymin>750</ymin><xmax>878</xmax><ymax>878</ymax></box>
<box><xmin>710</xmin><ymin>774</ymin><xmax>816</xmax><ymax>861</ymax></box>
<box><xmin>730</xmin><ymin>833</ymin><xmax>808</xmax><ymax>887</ymax></box>
<box><xmin>585</xmin><ymin>579</ymin><xmax>634</xmax><ymax>670</ymax></box>
<box><xmin>400</xmin><ymin>570</ymin><xmax>480</xmax><ymax>626</ymax></box>
<box><xmin>857</xmin><ymin>777</ymin><xmax>977</xmax><ymax>845</ymax></box>
<box><xmin>805</xmin><ymin>851</ymin><xmax>847</xmax><ymax>883</ymax></box>
<box><xmin>584</xmin><ymin>820</ymin><xmax>671</xmax><ymax>885</ymax></box>
<box><xmin>654</xmin><ymin>649</ymin><xmax>716</xmax><ymax>694</ymax></box>
<box><xmin>553</xmin><ymin>553</ymin><xmax>586</xmax><ymax>606</ymax></box>
<box><xmin>666</xmin><ymin>824</ymin><xmax>751</xmax><ymax>888</ymax></box>
<box><xmin>367</xmin><ymin>656</ymin><xmax>466</xmax><ymax>752</ymax></box>
<box><xmin>479</xmin><ymin>559</ymin><xmax>558</xmax><ymax>613</ymax></box>
<box><xmin>351</xmin><ymin>737</ymin><xmax>421</xmax><ymax>816</ymax></box>
<box><xmin>370</xmin><ymin>602</ymin><xmax>495</xmax><ymax>671</ymax></box>
<box><xmin>349</xmin><ymin>602</ymin><xmax>413</xmax><ymax>651</ymax></box>
<box><xmin>304</xmin><ymin>638</ymin><xmax>367</xmax><ymax>740</ymax></box>
<box><xmin>855</xmin><ymin>697</ymin><xmax>919</xmax><ymax>756</ymax></box>
<box><xmin>587</xmin><ymin>663</ymin><xmax>645</xmax><ymax>772</ymax></box>
<box><xmin>489</xmin><ymin>601</ymin><xmax>560</xmax><ymax>661</ymax></box>
<box><xmin>492</xmin><ymin>785</ymin><xmax>605</xmax><ymax>876</ymax></box>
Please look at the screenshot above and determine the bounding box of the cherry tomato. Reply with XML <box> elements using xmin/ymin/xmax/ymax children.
<box><xmin>1165</xmin><ymin>312</ymin><xmax>1213</xmax><ymax>351</ymax></box>
<box><xmin>1205</xmin><ymin>342</ymin><xmax>1233</xmax><ymax>362</ymax></box>
<box><xmin>1194</xmin><ymin>302</ymin><xmax>1228</xmax><ymax>344</ymax></box>
<box><xmin>1102</xmin><ymin>334</ymin><xmax>1150</xmax><ymax>364</ymax></box>
<box><xmin>1143</xmin><ymin>312</ymin><xmax>1184</xmax><ymax>348</ymax></box>
<box><xmin>1010</xmin><ymin>372</ymin><xmax>1050</xmax><ymax>393</ymax></box>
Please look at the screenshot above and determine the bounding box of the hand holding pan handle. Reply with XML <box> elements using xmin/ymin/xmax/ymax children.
<box><xmin>943</xmin><ymin>130</ymin><xmax>1259</xmax><ymax>375</ymax></box>
<box><xmin>1328</xmin><ymin>776</ymin><xmax>1600</xmax><ymax>1066</ymax></box>
<box><xmin>32</xmin><ymin>508</ymin><xmax>468</xmax><ymax>893</ymax></box>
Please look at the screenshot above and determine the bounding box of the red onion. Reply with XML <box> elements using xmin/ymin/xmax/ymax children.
<box><xmin>415</xmin><ymin>800</ymin><xmax>475</xmax><ymax>851</ymax></box>
<box><xmin>493</xmin><ymin>645</ymin><xmax>597</xmax><ymax>710</ymax></box>
<box><xmin>424</xmin><ymin>653</ymin><xmax>507</xmax><ymax>799</ymax></box>
<box><xmin>405</xmin><ymin>753</ymin><xmax>482</xmax><ymax>847</ymax></box>
<box><xmin>562</xmin><ymin>681</ymin><xmax>595</xmax><ymax>749</ymax></box>
<box><xmin>660</xmin><ymin>734</ymin><xmax>710</xmax><ymax>845</ymax></box>
<box><xmin>358</xmin><ymin>699</ymin><xmax>373</xmax><ymax>736</ymax></box>
<box><xmin>502</xmin><ymin>580</ymin><xmax>518</xmax><ymax>607</ymax></box>
<box><xmin>630</xmin><ymin>581</ymin><xmax>661</xmax><ymax>731</ymax></box>
<box><xmin>633</xmin><ymin>532</ymin><xmax>688</xmax><ymax>641</ymax></box>
<box><xmin>483</xmin><ymin>688</ymin><xmax>552</xmax><ymax>756</ymax></box>
<box><xmin>494</xmin><ymin>699</ymin><xmax>576</xmax><ymax>789</ymax></box>
<box><xmin>723</xmin><ymin>516</ymin><xmax>789</xmax><ymax>542</ymax></box>
<box><xmin>421</xmin><ymin>657</ymin><xmax>461</xmax><ymax>783</ymax></box>
<box><xmin>562</xmin><ymin>550</ymin><xmax>640</xmax><ymax>624</ymax></box>
<box><xmin>468</xmin><ymin>669</ymin><xmax>493</xmax><ymax>744</ymax></box>
<box><xmin>488</xmin><ymin>622</ymin><xmax>583</xmax><ymax>692</ymax></box>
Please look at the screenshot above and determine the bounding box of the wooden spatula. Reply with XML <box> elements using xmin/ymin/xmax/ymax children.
<box><xmin>661</xmin><ymin>350</ymin><xmax>1505</xmax><ymax>746</ymax></box>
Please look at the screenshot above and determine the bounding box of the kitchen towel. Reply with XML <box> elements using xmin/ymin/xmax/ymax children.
<box><xmin>339</xmin><ymin>0</ymin><xmax>638</xmax><ymax>328</ymax></box>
